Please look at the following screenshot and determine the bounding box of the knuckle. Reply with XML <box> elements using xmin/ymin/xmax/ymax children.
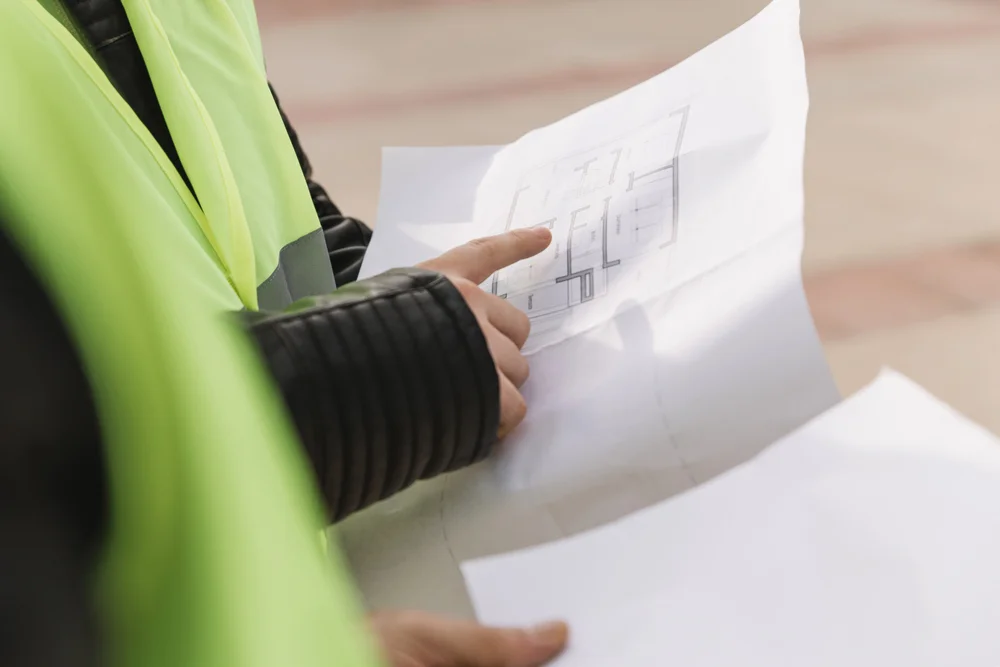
<box><xmin>509</xmin><ymin>227</ymin><xmax>534</xmax><ymax>245</ymax></box>
<box><xmin>467</xmin><ymin>235</ymin><xmax>499</xmax><ymax>260</ymax></box>
<box><xmin>452</xmin><ymin>275</ymin><xmax>474</xmax><ymax>291</ymax></box>
<box><xmin>513</xmin><ymin>355</ymin><xmax>530</xmax><ymax>386</ymax></box>
<box><xmin>514</xmin><ymin>310</ymin><xmax>531</xmax><ymax>339</ymax></box>
<box><xmin>515</xmin><ymin>391</ymin><xmax>527</xmax><ymax>415</ymax></box>
<box><xmin>453</xmin><ymin>277</ymin><xmax>481</xmax><ymax>298</ymax></box>
<box><xmin>415</xmin><ymin>256</ymin><xmax>440</xmax><ymax>272</ymax></box>
<box><xmin>509</xmin><ymin>301</ymin><xmax>529</xmax><ymax>323</ymax></box>
<box><xmin>505</xmin><ymin>388</ymin><xmax>527</xmax><ymax>422</ymax></box>
<box><xmin>480</xmin><ymin>629</ymin><xmax>518</xmax><ymax>664</ymax></box>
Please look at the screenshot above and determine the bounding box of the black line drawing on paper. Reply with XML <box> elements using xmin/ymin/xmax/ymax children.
<box><xmin>487</xmin><ymin>106</ymin><xmax>690</xmax><ymax>325</ymax></box>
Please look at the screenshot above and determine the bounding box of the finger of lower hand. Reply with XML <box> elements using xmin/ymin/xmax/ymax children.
<box><xmin>439</xmin><ymin>619</ymin><xmax>569</xmax><ymax>667</ymax></box>
<box><xmin>486</xmin><ymin>294</ymin><xmax>531</xmax><ymax>349</ymax></box>
<box><xmin>498</xmin><ymin>373</ymin><xmax>528</xmax><ymax>440</ymax></box>
<box><xmin>486</xmin><ymin>327</ymin><xmax>530</xmax><ymax>387</ymax></box>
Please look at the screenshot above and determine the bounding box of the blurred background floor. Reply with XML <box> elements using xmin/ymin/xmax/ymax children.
<box><xmin>257</xmin><ymin>0</ymin><xmax>1000</xmax><ymax>432</ymax></box>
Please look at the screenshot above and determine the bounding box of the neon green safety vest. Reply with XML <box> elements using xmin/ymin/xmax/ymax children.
<box><xmin>0</xmin><ymin>1</ymin><xmax>380</xmax><ymax>666</ymax></box>
<box><xmin>29</xmin><ymin>0</ymin><xmax>338</xmax><ymax>312</ymax></box>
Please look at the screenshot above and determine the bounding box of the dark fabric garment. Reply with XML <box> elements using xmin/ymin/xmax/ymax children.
<box><xmin>64</xmin><ymin>0</ymin><xmax>189</xmax><ymax>188</ymax></box>
<box><xmin>271</xmin><ymin>85</ymin><xmax>373</xmax><ymax>287</ymax></box>
<box><xmin>0</xmin><ymin>225</ymin><xmax>105</xmax><ymax>667</ymax></box>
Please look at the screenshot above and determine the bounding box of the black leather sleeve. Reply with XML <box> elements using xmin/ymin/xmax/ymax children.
<box><xmin>270</xmin><ymin>85</ymin><xmax>372</xmax><ymax>287</ymax></box>
<box><xmin>245</xmin><ymin>268</ymin><xmax>501</xmax><ymax>523</ymax></box>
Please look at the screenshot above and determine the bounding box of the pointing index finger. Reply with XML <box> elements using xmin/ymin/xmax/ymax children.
<box><xmin>440</xmin><ymin>227</ymin><xmax>552</xmax><ymax>285</ymax></box>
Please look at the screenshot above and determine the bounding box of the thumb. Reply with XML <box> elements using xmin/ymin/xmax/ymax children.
<box><xmin>442</xmin><ymin>620</ymin><xmax>569</xmax><ymax>667</ymax></box>
<box><xmin>423</xmin><ymin>227</ymin><xmax>552</xmax><ymax>284</ymax></box>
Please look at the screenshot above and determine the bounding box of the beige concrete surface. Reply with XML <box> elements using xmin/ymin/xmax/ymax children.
<box><xmin>828</xmin><ymin>305</ymin><xmax>1000</xmax><ymax>434</ymax></box>
<box><xmin>259</xmin><ymin>0</ymin><xmax>1000</xmax><ymax>280</ymax></box>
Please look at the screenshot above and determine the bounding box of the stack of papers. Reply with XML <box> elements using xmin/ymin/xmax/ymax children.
<box><xmin>345</xmin><ymin>1</ymin><xmax>1000</xmax><ymax>662</ymax></box>
<box><xmin>348</xmin><ymin>0</ymin><xmax>836</xmax><ymax>614</ymax></box>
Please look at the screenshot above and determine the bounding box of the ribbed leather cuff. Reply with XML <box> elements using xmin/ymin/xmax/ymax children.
<box><xmin>246</xmin><ymin>268</ymin><xmax>500</xmax><ymax>522</ymax></box>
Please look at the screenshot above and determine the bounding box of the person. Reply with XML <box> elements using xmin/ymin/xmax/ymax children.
<box><xmin>0</xmin><ymin>1</ymin><xmax>568</xmax><ymax>666</ymax></box>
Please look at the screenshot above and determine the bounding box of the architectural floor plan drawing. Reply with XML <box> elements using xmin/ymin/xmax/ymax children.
<box><xmin>486</xmin><ymin>106</ymin><xmax>689</xmax><ymax>327</ymax></box>
<box><xmin>354</xmin><ymin>0</ymin><xmax>841</xmax><ymax>627</ymax></box>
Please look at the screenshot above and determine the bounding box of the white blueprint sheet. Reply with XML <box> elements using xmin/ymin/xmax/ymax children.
<box><xmin>344</xmin><ymin>0</ymin><xmax>840</xmax><ymax>614</ymax></box>
<box><xmin>463</xmin><ymin>371</ymin><xmax>1000</xmax><ymax>666</ymax></box>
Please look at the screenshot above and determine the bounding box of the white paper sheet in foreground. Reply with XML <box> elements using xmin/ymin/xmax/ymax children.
<box><xmin>463</xmin><ymin>371</ymin><xmax>1000</xmax><ymax>667</ymax></box>
<box><xmin>341</xmin><ymin>0</ymin><xmax>839</xmax><ymax>615</ymax></box>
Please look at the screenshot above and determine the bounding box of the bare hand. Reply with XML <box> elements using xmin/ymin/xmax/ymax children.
<box><xmin>419</xmin><ymin>228</ymin><xmax>552</xmax><ymax>438</ymax></box>
<box><xmin>372</xmin><ymin>611</ymin><xmax>569</xmax><ymax>667</ymax></box>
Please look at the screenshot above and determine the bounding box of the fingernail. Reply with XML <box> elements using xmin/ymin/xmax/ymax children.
<box><xmin>532</xmin><ymin>226</ymin><xmax>552</xmax><ymax>239</ymax></box>
<box><xmin>528</xmin><ymin>621</ymin><xmax>569</xmax><ymax>648</ymax></box>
